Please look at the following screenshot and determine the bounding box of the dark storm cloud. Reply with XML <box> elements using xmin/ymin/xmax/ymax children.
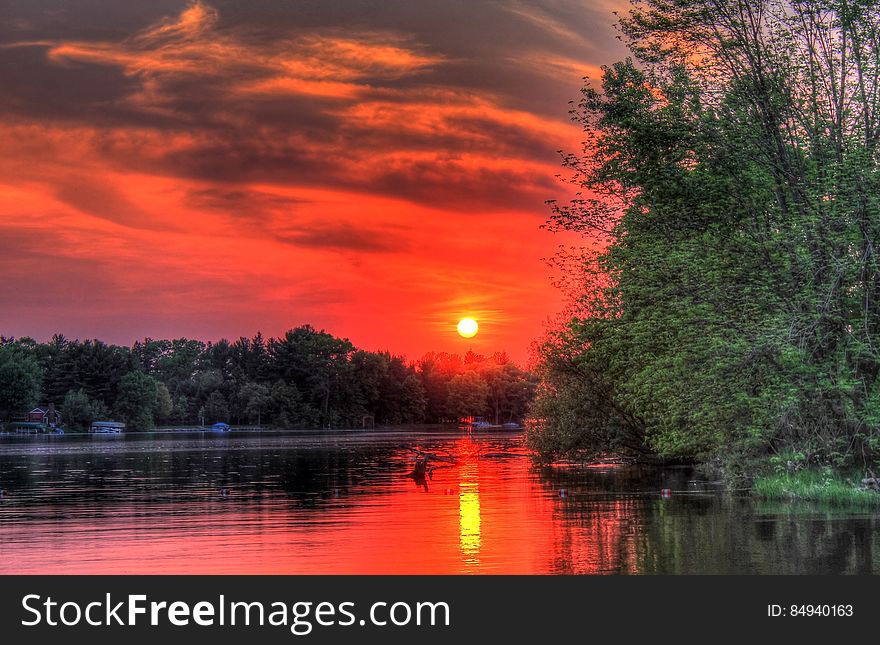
<box><xmin>54</xmin><ymin>177</ymin><xmax>170</xmax><ymax>230</ymax></box>
<box><xmin>186</xmin><ymin>187</ymin><xmax>310</xmax><ymax>216</ymax></box>
<box><xmin>274</xmin><ymin>222</ymin><xmax>409</xmax><ymax>253</ymax></box>
<box><xmin>209</xmin><ymin>0</ymin><xmax>619</xmax><ymax>84</ymax></box>
<box><xmin>0</xmin><ymin>44</ymin><xmax>134</xmax><ymax>117</ymax></box>
<box><xmin>0</xmin><ymin>1</ymin><xmax>184</xmax><ymax>44</ymax></box>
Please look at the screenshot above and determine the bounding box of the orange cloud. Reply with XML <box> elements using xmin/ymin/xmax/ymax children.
<box><xmin>42</xmin><ymin>1</ymin><xmax>442</xmax><ymax>107</ymax></box>
<box><xmin>0</xmin><ymin>0</ymin><xmax>616</xmax><ymax>360</ymax></box>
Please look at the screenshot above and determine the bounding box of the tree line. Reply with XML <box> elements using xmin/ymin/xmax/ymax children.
<box><xmin>529</xmin><ymin>0</ymin><xmax>880</xmax><ymax>479</ymax></box>
<box><xmin>0</xmin><ymin>326</ymin><xmax>535</xmax><ymax>431</ymax></box>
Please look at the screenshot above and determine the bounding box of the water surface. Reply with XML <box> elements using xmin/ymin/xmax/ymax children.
<box><xmin>1</xmin><ymin>430</ymin><xmax>878</xmax><ymax>574</ymax></box>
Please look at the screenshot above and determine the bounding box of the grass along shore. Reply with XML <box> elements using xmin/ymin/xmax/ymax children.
<box><xmin>753</xmin><ymin>469</ymin><xmax>880</xmax><ymax>507</ymax></box>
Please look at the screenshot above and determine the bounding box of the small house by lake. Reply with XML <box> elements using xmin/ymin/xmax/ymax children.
<box><xmin>90</xmin><ymin>421</ymin><xmax>125</xmax><ymax>434</ymax></box>
<box><xmin>28</xmin><ymin>406</ymin><xmax>62</xmax><ymax>427</ymax></box>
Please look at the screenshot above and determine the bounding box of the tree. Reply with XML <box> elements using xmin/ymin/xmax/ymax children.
<box><xmin>1</xmin><ymin>328</ymin><xmax>534</xmax><ymax>432</ymax></box>
<box><xmin>172</xmin><ymin>394</ymin><xmax>192</xmax><ymax>425</ymax></box>
<box><xmin>201</xmin><ymin>391</ymin><xmax>229</xmax><ymax>424</ymax></box>
<box><xmin>62</xmin><ymin>389</ymin><xmax>97</xmax><ymax>432</ymax></box>
<box><xmin>39</xmin><ymin>338</ymin><xmax>132</xmax><ymax>408</ymax></box>
<box><xmin>115</xmin><ymin>371</ymin><xmax>159</xmax><ymax>431</ymax></box>
<box><xmin>154</xmin><ymin>338</ymin><xmax>206</xmax><ymax>398</ymax></box>
<box><xmin>400</xmin><ymin>374</ymin><xmax>427</xmax><ymax>423</ymax></box>
<box><xmin>481</xmin><ymin>361</ymin><xmax>536</xmax><ymax>424</ymax></box>
<box><xmin>445</xmin><ymin>372</ymin><xmax>489</xmax><ymax>420</ymax></box>
<box><xmin>266</xmin><ymin>326</ymin><xmax>355</xmax><ymax>426</ymax></box>
<box><xmin>416</xmin><ymin>352</ymin><xmax>462</xmax><ymax>422</ymax></box>
<box><xmin>0</xmin><ymin>341</ymin><xmax>41</xmax><ymax>420</ymax></box>
<box><xmin>270</xmin><ymin>380</ymin><xmax>304</xmax><ymax>427</ymax></box>
<box><xmin>528</xmin><ymin>326</ymin><xmax>646</xmax><ymax>460</ymax></box>
<box><xmin>154</xmin><ymin>382</ymin><xmax>173</xmax><ymax>425</ymax></box>
<box><xmin>531</xmin><ymin>0</ymin><xmax>880</xmax><ymax>475</ymax></box>
<box><xmin>238</xmin><ymin>382</ymin><xmax>269</xmax><ymax>425</ymax></box>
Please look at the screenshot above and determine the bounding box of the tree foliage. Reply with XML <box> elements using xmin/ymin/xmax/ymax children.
<box><xmin>0</xmin><ymin>339</ymin><xmax>41</xmax><ymax>420</ymax></box>
<box><xmin>445</xmin><ymin>372</ymin><xmax>490</xmax><ymax>419</ymax></box>
<box><xmin>0</xmin><ymin>327</ymin><xmax>534</xmax><ymax>431</ymax></box>
<box><xmin>62</xmin><ymin>389</ymin><xmax>108</xmax><ymax>432</ymax></box>
<box><xmin>115</xmin><ymin>371</ymin><xmax>159</xmax><ymax>431</ymax></box>
<box><xmin>530</xmin><ymin>0</ymin><xmax>880</xmax><ymax>475</ymax></box>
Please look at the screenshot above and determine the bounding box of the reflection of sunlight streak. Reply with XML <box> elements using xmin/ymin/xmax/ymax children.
<box><xmin>458</xmin><ymin>463</ymin><xmax>481</xmax><ymax>563</ymax></box>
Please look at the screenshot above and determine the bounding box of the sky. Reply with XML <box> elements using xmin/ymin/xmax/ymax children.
<box><xmin>0</xmin><ymin>0</ymin><xmax>626</xmax><ymax>362</ymax></box>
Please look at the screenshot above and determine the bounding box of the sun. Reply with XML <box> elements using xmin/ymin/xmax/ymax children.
<box><xmin>457</xmin><ymin>317</ymin><xmax>479</xmax><ymax>338</ymax></box>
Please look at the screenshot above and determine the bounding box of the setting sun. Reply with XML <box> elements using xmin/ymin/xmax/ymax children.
<box><xmin>457</xmin><ymin>318</ymin><xmax>479</xmax><ymax>338</ymax></box>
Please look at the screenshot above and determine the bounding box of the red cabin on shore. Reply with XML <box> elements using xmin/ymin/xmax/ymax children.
<box><xmin>27</xmin><ymin>406</ymin><xmax>61</xmax><ymax>426</ymax></box>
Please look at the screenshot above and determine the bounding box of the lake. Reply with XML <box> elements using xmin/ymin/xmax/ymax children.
<box><xmin>0</xmin><ymin>429</ymin><xmax>878</xmax><ymax>574</ymax></box>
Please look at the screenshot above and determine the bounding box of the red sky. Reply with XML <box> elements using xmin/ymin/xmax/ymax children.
<box><xmin>0</xmin><ymin>0</ymin><xmax>626</xmax><ymax>362</ymax></box>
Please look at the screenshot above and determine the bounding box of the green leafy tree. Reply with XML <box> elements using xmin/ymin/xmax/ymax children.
<box><xmin>416</xmin><ymin>352</ymin><xmax>463</xmax><ymax>422</ymax></box>
<box><xmin>0</xmin><ymin>341</ymin><xmax>42</xmax><ymax>420</ymax></box>
<box><xmin>115</xmin><ymin>371</ymin><xmax>159</xmax><ymax>431</ymax></box>
<box><xmin>172</xmin><ymin>394</ymin><xmax>191</xmax><ymax>424</ymax></box>
<box><xmin>2</xmin><ymin>328</ymin><xmax>534</xmax><ymax>433</ymax></box>
<box><xmin>531</xmin><ymin>0</ymin><xmax>880</xmax><ymax>476</ymax></box>
<box><xmin>62</xmin><ymin>389</ymin><xmax>97</xmax><ymax>432</ymax></box>
<box><xmin>154</xmin><ymin>382</ymin><xmax>173</xmax><ymax>425</ymax></box>
<box><xmin>270</xmin><ymin>380</ymin><xmax>305</xmax><ymax>427</ymax></box>
<box><xmin>400</xmin><ymin>374</ymin><xmax>427</xmax><ymax>423</ymax></box>
<box><xmin>480</xmin><ymin>361</ymin><xmax>537</xmax><ymax>424</ymax></box>
<box><xmin>267</xmin><ymin>326</ymin><xmax>354</xmax><ymax>426</ymax></box>
<box><xmin>445</xmin><ymin>372</ymin><xmax>489</xmax><ymax>420</ymax></box>
<box><xmin>201</xmin><ymin>391</ymin><xmax>229</xmax><ymax>424</ymax></box>
<box><xmin>39</xmin><ymin>337</ymin><xmax>132</xmax><ymax>408</ymax></box>
<box><xmin>238</xmin><ymin>382</ymin><xmax>269</xmax><ymax>425</ymax></box>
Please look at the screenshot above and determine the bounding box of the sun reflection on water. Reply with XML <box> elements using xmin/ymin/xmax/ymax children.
<box><xmin>458</xmin><ymin>462</ymin><xmax>481</xmax><ymax>566</ymax></box>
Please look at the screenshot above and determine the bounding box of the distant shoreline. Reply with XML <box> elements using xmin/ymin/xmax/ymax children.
<box><xmin>0</xmin><ymin>423</ymin><xmax>525</xmax><ymax>438</ymax></box>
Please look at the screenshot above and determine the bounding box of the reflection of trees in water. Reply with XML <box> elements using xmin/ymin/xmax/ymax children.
<box><xmin>747</xmin><ymin>503</ymin><xmax>879</xmax><ymax>575</ymax></box>
<box><xmin>537</xmin><ymin>465</ymin><xmax>880</xmax><ymax>574</ymax></box>
<box><xmin>269</xmin><ymin>445</ymin><xmax>400</xmax><ymax>507</ymax></box>
<box><xmin>0</xmin><ymin>436</ymin><xmax>404</xmax><ymax>511</ymax></box>
<box><xmin>5</xmin><ymin>436</ymin><xmax>880</xmax><ymax>574</ymax></box>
